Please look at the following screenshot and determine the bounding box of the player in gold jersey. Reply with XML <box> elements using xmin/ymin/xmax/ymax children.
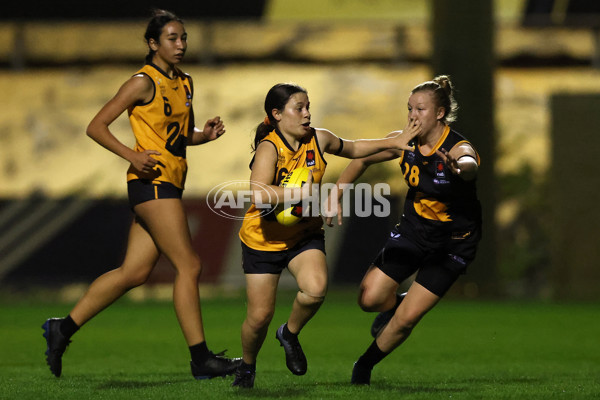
<box><xmin>232</xmin><ymin>83</ymin><xmax>420</xmax><ymax>388</ymax></box>
<box><xmin>42</xmin><ymin>9</ymin><xmax>240</xmax><ymax>380</ymax></box>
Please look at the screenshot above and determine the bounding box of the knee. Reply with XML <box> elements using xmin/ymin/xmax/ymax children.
<box><xmin>296</xmin><ymin>289</ymin><xmax>326</xmax><ymax>308</ymax></box>
<box><xmin>297</xmin><ymin>277</ymin><xmax>327</xmax><ymax>306</ymax></box>
<box><xmin>189</xmin><ymin>258</ymin><xmax>202</xmax><ymax>279</ymax></box>
<box><xmin>357</xmin><ymin>289</ymin><xmax>386</xmax><ymax>312</ymax></box>
<box><xmin>246</xmin><ymin>308</ymin><xmax>275</xmax><ymax>331</ymax></box>
<box><xmin>176</xmin><ymin>254</ymin><xmax>203</xmax><ymax>280</ymax></box>
<box><xmin>389</xmin><ymin>311</ymin><xmax>421</xmax><ymax>336</ymax></box>
<box><xmin>119</xmin><ymin>267</ymin><xmax>151</xmax><ymax>289</ymax></box>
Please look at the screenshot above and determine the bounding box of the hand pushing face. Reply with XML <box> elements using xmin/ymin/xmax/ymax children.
<box><xmin>407</xmin><ymin>90</ymin><xmax>444</xmax><ymax>138</ymax></box>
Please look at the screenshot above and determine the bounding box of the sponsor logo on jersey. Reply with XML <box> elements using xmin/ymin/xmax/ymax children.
<box><xmin>435</xmin><ymin>161</ymin><xmax>445</xmax><ymax>178</ymax></box>
<box><xmin>448</xmin><ymin>253</ymin><xmax>466</xmax><ymax>266</ymax></box>
<box><xmin>433</xmin><ymin>161</ymin><xmax>450</xmax><ymax>184</ymax></box>
<box><xmin>306</xmin><ymin>150</ymin><xmax>316</xmax><ymax>166</ymax></box>
<box><xmin>183</xmin><ymin>85</ymin><xmax>191</xmax><ymax>107</ymax></box>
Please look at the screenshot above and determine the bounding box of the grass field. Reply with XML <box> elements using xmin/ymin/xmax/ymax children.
<box><xmin>1</xmin><ymin>289</ymin><xmax>598</xmax><ymax>399</ymax></box>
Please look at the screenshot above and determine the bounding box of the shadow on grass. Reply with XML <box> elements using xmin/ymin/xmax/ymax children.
<box><xmin>305</xmin><ymin>375</ymin><xmax>545</xmax><ymax>396</ymax></box>
<box><xmin>231</xmin><ymin>387</ymin><xmax>308</xmax><ymax>398</ymax></box>
<box><xmin>227</xmin><ymin>380</ymin><xmax>466</xmax><ymax>398</ymax></box>
<box><xmin>325</xmin><ymin>380</ymin><xmax>467</xmax><ymax>394</ymax></box>
<box><xmin>90</xmin><ymin>372</ymin><xmax>546</xmax><ymax>396</ymax></box>
<box><xmin>453</xmin><ymin>375</ymin><xmax>544</xmax><ymax>385</ymax></box>
<box><xmin>95</xmin><ymin>374</ymin><xmax>190</xmax><ymax>390</ymax></box>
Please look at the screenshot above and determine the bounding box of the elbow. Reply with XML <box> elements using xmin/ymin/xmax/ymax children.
<box><xmin>456</xmin><ymin>157</ymin><xmax>478</xmax><ymax>181</ymax></box>
<box><xmin>458</xmin><ymin>165</ymin><xmax>478</xmax><ymax>181</ymax></box>
<box><xmin>362</xmin><ymin>158</ymin><xmax>377</xmax><ymax>167</ymax></box>
<box><xmin>86</xmin><ymin>123</ymin><xmax>98</xmax><ymax>140</ymax></box>
<box><xmin>250</xmin><ymin>187</ymin><xmax>275</xmax><ymax>207</ymax></box>
<box><xmin>86</xmin><ymin>118</ymin><xmax>108</xmax><ymax>141</ymax></box>
<box><xmin>249</xmin><ymin>192</ymin><xmax>259</xmax><ymax>206</ymax></box>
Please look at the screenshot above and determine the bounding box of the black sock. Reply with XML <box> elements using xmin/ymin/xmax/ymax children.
<box><xmin>282</xmin><ymin>323</ymin><xmax>298</xmax><ymax>339</ymax></box>
<box><xmin>189</xmin><ymin>341</ymin><xmax>210</xmax><ymax>365</ymax></box>
<box><xmin>240</xmin><ymin>361</ymin><xmax>256</xmax><ymax>372</ymax></box>
<box><xmin>357</xmin><ymin>340</ymin><xmax>389</xmax><ymax>369</ymax></box>
<box><xmin>60</xmin><ymin>315</ymin><xmax>80</xmax><ymax>339</ymax></box>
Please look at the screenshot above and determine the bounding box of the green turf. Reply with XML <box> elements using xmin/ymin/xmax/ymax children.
<box><xmin>1</xmin><ymin>289</ymin><xmax>598</xmax><ymax>399</ymax></box>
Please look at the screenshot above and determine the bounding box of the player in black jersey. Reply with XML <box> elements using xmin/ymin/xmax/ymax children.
<box><xmin>326</xmin><ymin>75</ymin><xmax>482</xmax><ymax>385</ymax></box>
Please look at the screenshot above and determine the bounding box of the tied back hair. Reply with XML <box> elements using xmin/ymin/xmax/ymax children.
<box><xmin>252</xmin><ymin>83</ymin><xmax>307</xmax><ymax>151</ymax></box>
<box><xmin>411</xmin><ymin>75</ymin><xmax>458</xmax><ymax>124</ymax></box>
<box><xmin>144</xmin><ymin>9</ymin><xmax>184</xmax><ymax>64</ymax></box>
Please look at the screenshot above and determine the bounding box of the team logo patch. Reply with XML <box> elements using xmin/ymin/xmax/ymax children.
<box><xmin>290</xmin><ymin>204</ymin><xmax>304</xmax><ymax>217</ymax></box>
<box><xmin>306</xmin><ymin>150</ymin><xmax>316</xmax><ymax>167</ymax></box>
<box><xmin>435</xmin><ymin>161</ymin><xmax>446</xmax><ymax>178</ymax></box>
<box><xmin>184</xmin><ymin>85</ymin><xmax>191</xmax><ymax>107</ymax></box>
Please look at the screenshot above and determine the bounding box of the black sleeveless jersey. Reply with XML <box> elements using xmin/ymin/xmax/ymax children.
<box><xmin>398</xmin><ymin>125</ymin><xmax>481</xmax><ymax>243</ymax></box>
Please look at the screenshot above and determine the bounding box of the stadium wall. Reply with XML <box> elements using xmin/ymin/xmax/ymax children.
<box><xmin>0</xmin><ymin>198</ymin><xmax>240</xmax><ymax>287</ymax></box>
<box><xmin>0</xmin><ymin>196</ymin><xmax>405</xmax><ymax>291</ymax></box>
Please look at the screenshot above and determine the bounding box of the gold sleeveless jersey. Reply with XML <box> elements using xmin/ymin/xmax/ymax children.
<box><xmin>239</xmin><ymin>128</ymin><xmax>326</xmax><ymax>251</ymax></box>
<box><xmin>126</xmin><ymin>63</ymin><xmax>193</xmax><ymax>189</ymax></box>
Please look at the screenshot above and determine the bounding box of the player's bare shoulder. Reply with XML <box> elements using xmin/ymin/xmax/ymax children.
<box><xmin>119</xmin><ymin>73</ymin><xmax>155</xmax><ymax>107</ymax></box>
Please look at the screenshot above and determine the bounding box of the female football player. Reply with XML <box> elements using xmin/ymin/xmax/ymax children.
<box><xmin>232</xmin><ymin>83</ymin><xmax>421</xmax><ymax>388</ymax></box>
<box><xmin>42</xmin><ymin>9</ymin><xmax>239</xmax><ymax>380</ymax></box>
<box><xmin>326</xmin><ymin>75</ymin><xmax>482</xmax><ymax>385</ymax></box>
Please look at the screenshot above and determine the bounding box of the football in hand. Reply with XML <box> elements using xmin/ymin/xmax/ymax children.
<box><xmin>275</xmin><ymin>167</ymin><xmax>311</xmax><ymax>226</ymax></box>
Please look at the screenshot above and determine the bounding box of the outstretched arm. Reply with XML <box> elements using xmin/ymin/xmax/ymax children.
<box><xmin>324</xmin><ymin>133</ymin><xmax>403</xmax><ymax>227</ymax></box>
<box><xmin>317</xmin><ymin>118</ymin><xmax>421</xmax><ymax>159</ymax></box>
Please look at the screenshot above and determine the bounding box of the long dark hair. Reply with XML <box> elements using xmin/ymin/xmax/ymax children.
<box><xmin>252</xmin><ymin>83</ymin><xmax>308</xmax><ymax>151</ymax></box>
<box><xmin>144</xmin><ymin>9</ymin><xmax>184</xmax><ymax>64</ymax></box>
